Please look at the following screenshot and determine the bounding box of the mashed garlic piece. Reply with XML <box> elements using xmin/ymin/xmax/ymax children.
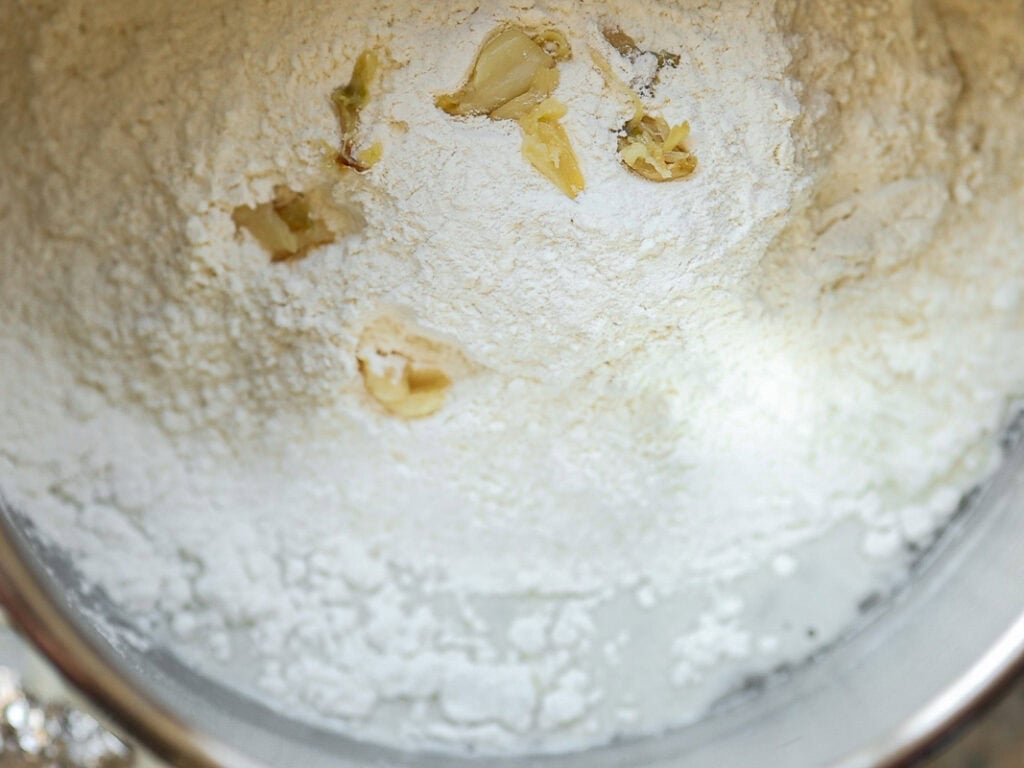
<box><xmin>0</xmin><ymin>0</ymin><xmax>1023</xmax><ymax>755</ymax></box>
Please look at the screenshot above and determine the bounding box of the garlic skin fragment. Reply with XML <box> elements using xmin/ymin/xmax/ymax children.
<box><xmin>601</xmin><ymin>25</ymin><xmax>680</xmax><ymax>93</ymax></box>
<box><xmin>332</xmin><ymin>50</ymin><xmax>381</xmax><ymax>171</ymax></box>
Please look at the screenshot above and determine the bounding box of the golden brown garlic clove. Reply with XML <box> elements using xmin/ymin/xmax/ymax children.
<box><xmin>436</xmin><ymin>28</ymin><xmax>557</xmax><ymax>117</ymax></box>
<box><xmin>618</xmin><ymin>113</ymin><xmax>697</xmax><ymax>182</ymax></box>
<box><xmin>436</xmin><ymin>25</ymin><xmax>584</xmax><ymax>198</ymax></box>
<box><xmin>232</xmin><ymin>186</ymin><xmax>335</xmax><ymax>261</ymax></box>
<box><xmin>359</xmin><ymin>352</ymin><xmax>451</xmax><ymax>419</ymax></box>
<box><xmin>519</xmin><ymin>98</ymin><xmax>585</xmax><ymax>199</ymax></box>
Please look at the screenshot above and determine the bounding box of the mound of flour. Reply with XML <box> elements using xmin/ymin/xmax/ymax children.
<box><xmin>1</xmin><ymin>0</ymin><xmax>1023</xmax><ymax>755</ymax></box>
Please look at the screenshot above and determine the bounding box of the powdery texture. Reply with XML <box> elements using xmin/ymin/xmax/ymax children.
<box><xmin>1</xmin><ymin>0</ymin><xmax>1023</xmax><ymax>755</ymax></box>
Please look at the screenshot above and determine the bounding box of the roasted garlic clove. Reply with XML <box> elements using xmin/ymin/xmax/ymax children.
<box><xmin>232</xmin><ymin>186</ymin><xmax>335</xmax><ymax>261</ymax></box>
<box><xmin>489</xmin><ymin>66</ymin><xmax>560</xmax><ymax>121</ymax></box>
<box><xmin>618</xmin><ymin>113</ymin><xmax>697</xmax><ymax>182</ymax></box>
<box><xmin>437</xmin><ymin>25</ymin><xmax>584</xmax><ymax>198</ymax></box>
<box><xmin>436</xmin><ymin>28</ymin><xmax>557</xmax><ymax>117</ymax></box>
<box><xmin>359</xmin><ymin>352</ymin><xmax>451</xmax><ymax>419</ymax></box>
<box><xmin>519</xmin><ymin>98</ymin><xmax>585</xmax><ymax>198</ymax></box>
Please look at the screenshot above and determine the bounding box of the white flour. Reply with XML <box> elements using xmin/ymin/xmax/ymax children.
<box><xmin>1</xmin><ymin>0</ymin><xmax>1023</xmax><ymax>755</ymax></box>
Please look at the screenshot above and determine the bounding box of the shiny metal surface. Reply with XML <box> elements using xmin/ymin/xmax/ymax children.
<box><xmin>0</xmin><ymin>436</ymin><xmax>1022</xmax><ymax>768</ymax></box>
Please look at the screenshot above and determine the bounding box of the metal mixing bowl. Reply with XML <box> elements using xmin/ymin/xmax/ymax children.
<box><xmin>0</xmin><ymin>427</ymin><xmax>1022</xmax><ymax>767</ymax></box>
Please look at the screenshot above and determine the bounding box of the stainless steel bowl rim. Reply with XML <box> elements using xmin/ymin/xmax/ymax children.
<box><xmin>1</xmin><ymin>449</ymin><xmax>1023</xmax><ymax>768</ymax></box>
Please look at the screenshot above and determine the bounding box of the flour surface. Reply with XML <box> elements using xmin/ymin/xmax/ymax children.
<box><xmin>1</xmin><ymin>0</ymin><xmax>1023</xmax><ymax>755</ymax></box>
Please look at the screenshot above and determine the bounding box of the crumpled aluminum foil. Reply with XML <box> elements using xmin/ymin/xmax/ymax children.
<box><xmin>0</xmin><ymin>666</ymin><xmax>134</xmax><ymax>768</ymax></box>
